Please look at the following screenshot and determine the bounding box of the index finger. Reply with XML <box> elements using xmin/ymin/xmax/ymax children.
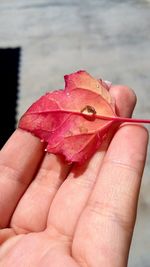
<box><xmin>73</xmin><ymin>124</ymin><xmax>148</xmax><ymax>267</ymax></box>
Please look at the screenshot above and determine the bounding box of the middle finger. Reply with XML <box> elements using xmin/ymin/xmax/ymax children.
<box><xmin>11</xmin><ymin>154</ymin><xmax>71</xmax><ymax>233</ymax></box>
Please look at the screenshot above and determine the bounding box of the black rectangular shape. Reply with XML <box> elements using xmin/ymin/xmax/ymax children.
<box><xmin>0</xmin><ymin>47</ymin><xmax>21</xmax><ymax>148</ymax></box>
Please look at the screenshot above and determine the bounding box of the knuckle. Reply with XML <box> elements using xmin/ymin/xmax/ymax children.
<box><xmin>87</xmin><ymin>200</ymin><xmax>134</xmax><ymax>233</ymax></box>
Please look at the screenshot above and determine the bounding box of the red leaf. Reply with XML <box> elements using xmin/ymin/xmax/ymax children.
<box><xmin>18</xmin><ymin>70</ymin><xmax>150</xmax><ymax>163</ymax></box>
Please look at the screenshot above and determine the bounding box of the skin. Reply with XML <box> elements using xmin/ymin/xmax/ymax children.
<box><xmin>0</xmin><ymin>85</ymin><xmax>148</xmax><ymax>267</ymax></box>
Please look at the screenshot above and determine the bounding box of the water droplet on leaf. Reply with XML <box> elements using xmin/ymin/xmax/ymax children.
<box><xmin>81</xmin><ymin>105</ymin><xmax>96</xmax><ymax>115</ymax></box>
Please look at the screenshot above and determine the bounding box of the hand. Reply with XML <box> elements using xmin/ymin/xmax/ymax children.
<box><xmin>0</xmin><ymin>85</ymin><xmax>148</xmax><ymax>267</ymax></box>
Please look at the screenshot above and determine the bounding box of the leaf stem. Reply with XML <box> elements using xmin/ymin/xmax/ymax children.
<box><xmin>95</xmin><ymin>115</ymin><xmax>150</xmax><ymax>124</ymax></box>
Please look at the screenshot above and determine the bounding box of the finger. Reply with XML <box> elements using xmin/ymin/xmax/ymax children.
<box><xmin>11</xmin><ymin>154</ymin><xmax>70</xmax><ymax>233</ymax></box>
<box><xmin>110</xmin><ymin>85</ymin><xmax>136</xmax><ymax>117</ymax></box>
<box><xmin>73</xmin><ymin>125</ymin><xmax>148</xmax><ymax>267</ymax></box>
<box><xmin>0</xmin><ymin>129</ymin><xmax>44</xmax><ymax>228</ymax></box>
<box><xmin>47</xmin><ymin>86</ymin><xmax>136</xmax><ymax>237</ymax></box>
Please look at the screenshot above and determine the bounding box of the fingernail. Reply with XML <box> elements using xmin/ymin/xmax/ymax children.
<box><xmin>104</xmin><ymin>80</ymin><xmax>112</xmax><ymax>88</ymax></box>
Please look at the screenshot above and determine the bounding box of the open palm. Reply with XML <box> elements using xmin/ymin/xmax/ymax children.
<box><xmin>0</xmin><ymin>85</ymin><xmax>148</xmax><ymax>267</ymax></box>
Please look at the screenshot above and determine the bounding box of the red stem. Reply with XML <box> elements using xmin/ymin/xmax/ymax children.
<box><xmin>94</xmin><ymin>115</ymin><xmax>150</xmax><ymax>124</ymax></box>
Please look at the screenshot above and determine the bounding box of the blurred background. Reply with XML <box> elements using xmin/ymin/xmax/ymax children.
<box><xmin>0</xmin><ymin>0</ymin><xmax>150</xmax><ymax>265</ymax></box>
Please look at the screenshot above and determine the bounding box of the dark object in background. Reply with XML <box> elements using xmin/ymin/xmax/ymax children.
<box><xmin>0</xmin><ymin>48</ymin><xmax>21</xmax><ymax>149</ymax></box>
